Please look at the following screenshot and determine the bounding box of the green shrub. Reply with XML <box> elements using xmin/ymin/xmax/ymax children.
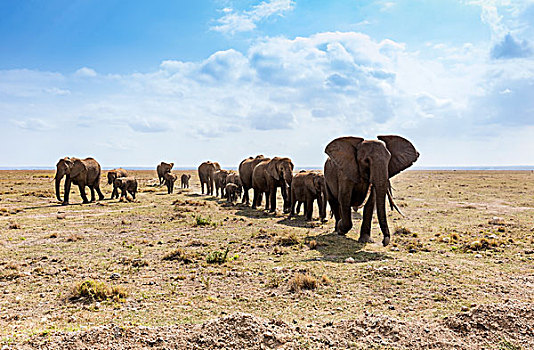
<box><xmin>206</xmin><ymin>248</ymin><xmax>229</xmax><ymax>264</ymax></box>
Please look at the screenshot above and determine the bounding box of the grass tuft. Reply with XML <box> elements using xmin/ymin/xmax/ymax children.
<box><xmin>289</xmin><ymin>273</ymin><xmax>318</xmax><ymax>292</ymax></box>
<box><xmin>275</xmin><ymin>232</ymin><xmax>301</xmax><ymax>246</ymax></box>
<box><xmin>70</xmin><ymin>280</ymin><xmax>127</xmax><ymax>303</ymax></box>
<box><xmin>162</xmin><ymin>248</ymin><xmax>196</xmax><ymax>264</ymax></box>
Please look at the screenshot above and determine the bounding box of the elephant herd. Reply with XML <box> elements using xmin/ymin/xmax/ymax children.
<box><xmin>54</xmin><ymin>135</ymin><xmax>419</xmax><ymax>246</ymax></box>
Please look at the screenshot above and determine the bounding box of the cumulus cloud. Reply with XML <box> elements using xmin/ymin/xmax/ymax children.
<box><xmin>74</xmin><ymin>67</ymin><xmax>97</xmax><ymax>77</ymax></box>
<box><xmin>1</xmin><ymin>27</ymin><xmax>534</xmax><ymax>166</ymax></box>
<box><xmin>211</xmin><ymin>0</ymin><xmax>295</xmax><ymax>35</ymax></box>
<box><xmin>491</xmin><ymin>33</ymin><xmax>532</xmax><ymax>59</ymax></box>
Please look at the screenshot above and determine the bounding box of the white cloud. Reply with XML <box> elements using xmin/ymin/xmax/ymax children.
<box><xmin>74</xmin><ymin>67</ymin><xmax>97</xmax><ymax>77</ymax></box>
<box><xmin>1</xmin><ymin>29</ymin><xmax>534</xmax><ymax>167</ymax></box>
<box><xmin>211</xmin><ymin>0</ymin><xmax>295</xmax><ymax>35</ymax></box>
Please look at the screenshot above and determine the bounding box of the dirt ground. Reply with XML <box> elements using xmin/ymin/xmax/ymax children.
<box><xmin>0</xmin><ymin>169</ymin><xmax>533</xmax><ymax>349</ymax></box>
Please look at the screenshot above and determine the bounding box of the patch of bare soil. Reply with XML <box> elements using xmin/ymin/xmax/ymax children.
<box><xmin>22</xmin><ymin>301</ymin><xmax>533</xmax><ymax>349</ymax></box>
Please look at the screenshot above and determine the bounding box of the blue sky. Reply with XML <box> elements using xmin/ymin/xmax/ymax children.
<box><xmin>1</xmin><ymin>0</ymin><xmax>533</xmax><ymax>167</ymax></box>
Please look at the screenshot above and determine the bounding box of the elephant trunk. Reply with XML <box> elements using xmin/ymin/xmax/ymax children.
<box><xmin>55</xmin><ymin>174</ymin><xmax>63</xmax><ymax>202</ymax></box>
<box><xmin>373</xmin><ymin>181</ymin><xmax>391</xmax><ymax>247</ymax></box>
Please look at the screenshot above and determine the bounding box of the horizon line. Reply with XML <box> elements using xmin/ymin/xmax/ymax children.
<box><xmin>1</xmin><ymin>165</ymin><xmax>534</xmax><ymax>171</ymax></box>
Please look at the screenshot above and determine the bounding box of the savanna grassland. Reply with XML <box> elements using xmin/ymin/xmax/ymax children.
<box><xmin>0</xmin><ymin>170</ymin><xmax>533</xmax><ymax>349</ymax></box>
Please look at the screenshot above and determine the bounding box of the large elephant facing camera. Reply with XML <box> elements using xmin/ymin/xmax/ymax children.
<box><xmin>55</xmin><ymin>157</ymin><xmax>105</xmax><ymax>205</ymax></box>
<box><xmin>324</xmin><ymin>136</ymin><xmax>419</xmax><ymax>246</ymax></box>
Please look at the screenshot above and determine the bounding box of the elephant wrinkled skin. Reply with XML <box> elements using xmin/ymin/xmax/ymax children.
<box><xmin>324</xmin><ymin>135</ymin><xmax>419</xmax><ymax>246</ymax></box>
<box><xmin>55</xmin><ymin>157</ymin><xmax>105</xmax><ymax>205</ymax></box>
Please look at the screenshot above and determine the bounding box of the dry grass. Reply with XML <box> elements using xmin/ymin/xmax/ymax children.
<box><xmin>289</xmin><ymin>273</ymin><xmax>318</xmax><ymax>292</ymax></box>
<box><xmin>70</xmin><ymin>280</ymin><xmax>128</xmax><ymax>303</ymax></box>
<box><xmin>162</xmin><ymin>248</ymin><xmax>196</xmax><ymax>264</ymax></box>
<box><xmin>0</xmin><ymin>169</ymin><xmax>533</xmax><ymax>345</ymax></box>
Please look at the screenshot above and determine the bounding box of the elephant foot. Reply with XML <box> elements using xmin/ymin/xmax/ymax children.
<box><xmin>61</xmin><ymin>201</ymin><xmax>69</xmax><ymax>206</ymax></box>
<box><xmin>82</xmin><ymin>200</ymin><xmax>90</xmax><ymax>204</ymax></box>
<box><xmin>382</xmin><ymin>236</ymin><xmax>391</xmax><ymax>247</ymax></box>
<box><xmin>358</xmin><ymin>236</ymin><xmax>374</xmax><ymax>244</ymax></box>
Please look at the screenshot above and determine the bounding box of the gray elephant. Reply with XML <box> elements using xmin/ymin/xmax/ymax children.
<box><xmin>181</xmin><ymin>174</ymin><xmax>191</xmax><ymax>188</ymax></box>
<box><xmin>238</xmin><ymin>155</ymin><xmax>268</xmax><ymax>205</ymax></box>
<box><xmin>214</xmin><ymin>169</ymin><xmax>230</xmax><ymax>198</ymax></box>
<box><xmin>198</xmin><ymin>161</ymin><xmax>221</xmax><ymax>195</ymax></box>
<box><xmin>324</xmin><ymin>135</ymin><xmax>419</xmax><ymax>246</ymax></box>
<box><xmin>252</xmin><ymin>157</ymin><xmax>294</xmax><ymax>213</ymax></box>
<box><xmin>163</xmin><ymin>173</ymin><xmax>178</xmax><ymax>194</ymax></box>
<box><xmin>225</xmin><ymin>183</ymin><xmax>242</xmax><ymax>203</ymax></box>
<box><xmin>226</xmin><ymin>172</ymin><xmax>242</xmax><ymax>188</ymax></box>
<box><xmin>113</xmin><ymin>177</ymin><xmax>138</xmax><ymax>201</ymax></box>
<box><xmin>108</xmin><ymin>168</ymin><xmax>129</xmax><ymax>199</ymax></box>
<box><xmin>55</xmin><ymin>157</ymin><xmax>104</xmax><ymax>205</ymax></box>
<box><xmin>289</xmin><ymin>170</ymin><xmax>327</xmax><ymax>221</ymax></box>
<box><xmin>157</xmin><ymin>162</ymin><xmax>174</xmax><ymax>186</ymax></box>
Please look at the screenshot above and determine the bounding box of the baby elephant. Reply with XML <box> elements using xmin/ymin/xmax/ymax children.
<box><xmin>181</xmin><ymin>174</ymin><xmax>191</xmax><ymax>188</ymax></box>
<box><xmin>164</xmin><ymin>173</ymin><xmax>178</xmax><ymax>194</ymax></box>
<box><xmin>225</xmin><ymin>183</ymin><xmax>242</xmax><ymax>203</ymax></box>
<box><xmin>113</xmin><ymin>177</ymin><xmax>138</xmax><ymax>202</ymax></box>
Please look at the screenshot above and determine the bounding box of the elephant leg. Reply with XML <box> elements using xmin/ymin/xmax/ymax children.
<box><xmin>252</xmin><ymin>189</ymin><xmax>259</xmax><ymax>209</ymax></box>
<box><xmin>359</xmin><ymin>191</ymin><xmax>375</xmax><ymax>243</ymax></box>
<box><xmin>306</xmin><ymin>198</ymin><xmax>314</xmax><ymax>221</ymax></box>
<box><xmin>242</xmin><ymin>187</ymin><xmax>249</xmax><ymax>205</ymax></box>
<box><xmin>296</xmin><ymin>201</ymin><xmax>302</xmax><ymax>215</ymax></box>
<box><xmin>78</xmin><ymin>184</ymin><xmax>89</xmax><ymax>204</ymax></box>
<box><xmin>289</xmin><ymin>194</ymin><xmax>296</xmax><ymax>218</ymax></box>
<box><xmin>317</xmin><ymin>195</ymin><xmax>326</xmax><ymax>221</ymax></box>
<box><xmin>269</xmin><ymin>188</ymin><xmax>277</xmax><ymax>213</ymax></box>
<box><xmin>280</xmin><ymin>185</ymin><xmax>289</xmax><ymax>213</ymax></box>
<box><xmin>89</xmin><ymin>185</ymin><xmax>96</xmax><ymax>202</ymax></box>
<box><xmin>326</xmin><ymin>186</ymin><xmax>341</xmax><ymax>232</ymax></box>
<box><xmin>95</xmin><ymin>185</ymin><xmax>104</xmax><ymax>200</ymax></box>
<box><xmin>63</xmin><ymin>179</ymin><xmax>71</xmax><ymax>205</ymax></box>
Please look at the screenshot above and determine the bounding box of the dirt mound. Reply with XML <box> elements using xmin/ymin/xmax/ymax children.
<box><xmin>445</xmin><ymin>300</ymin><xmax>534</xmax><ymax>348</ymax></box>
<box><xmin>21</xmin><ymin>302</ymin><xmax>534</xmax><ymax>349</ymax></box>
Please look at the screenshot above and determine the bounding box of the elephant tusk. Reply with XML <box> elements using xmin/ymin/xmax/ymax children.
<box><xmin>387</xmin><ymin>186</ymin><xmax>405</xmax><ymax>217</ymax></box>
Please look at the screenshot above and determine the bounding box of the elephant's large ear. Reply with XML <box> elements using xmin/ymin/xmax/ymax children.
<box><xmin>310</xmin><ymin>175</ymin><xmax>321</xmax><ymax>195</ymax></box>
<box><xmin>70</xmin><ymin>159</ymin><xmax>87</xmax><ymax>179</ymax></box>
<box><xmin>266</xmin><ymin>158</ymin><xmax>280</xmax><ymax>181</ymax></box>
<box><xmin>325</xmin><ymin>137</ymin><xmax>364</xmax><ymax>183</ymax></box>
<box><xmin>378</xmin><ymin>135</ymin><xmax>420</xmax><ymax>177</ymax></box>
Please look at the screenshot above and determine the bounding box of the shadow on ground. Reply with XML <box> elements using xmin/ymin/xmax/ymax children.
<box><xmin>276</xmin><ymin>216</ymin><xmax>325</xmax><ymax>229</ymax></box>
<box><xmin>304</xmin><ymin>232</ymin><xmax>390</xmax><ymax>263</ymax></box>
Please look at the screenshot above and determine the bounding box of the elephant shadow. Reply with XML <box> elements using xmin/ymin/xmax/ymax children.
<box><xmin>304</xmin><ymin>232</ymin><xmax>390</xmax><ymax>263</ymax></box>
<box><xmin>233</xmin><ymin>205</ymin><xmax>276</xmax><ymax>219</ymax></box>
<box><xmin>276</xmin><ymin>216</ymin><xmax>325</xmax><ymax>229</ymax></box>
